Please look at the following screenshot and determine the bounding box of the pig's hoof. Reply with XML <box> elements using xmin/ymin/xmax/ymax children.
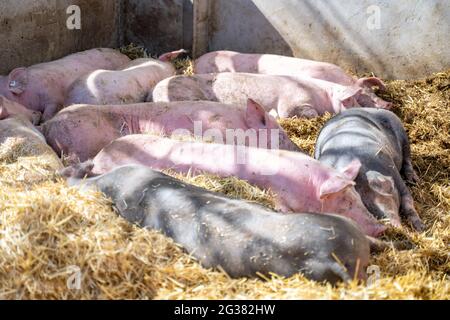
<box><xmin>406</xmin><ymin>171</ymin><xmax>420</xmax><ymax>184</ymax></box>
<box><xmin>409</xmin><ymin>216</ymin><xmax>426</xmax><ymax>232</ymax></box>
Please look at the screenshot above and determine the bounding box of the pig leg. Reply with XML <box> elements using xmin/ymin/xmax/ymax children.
<box><xmin>307</xmin><ymin>261</ymin><xmax>352</xmax><ymax>283</ymax></box>
<box><xmin>400</xmin><ymin>142</ymin><xmax>419</xmax><ymax>184</ymax></box>
<box><xmin>394</xmin><ymin>173</ymin><xmax>425</xmax><ymax>231</ymax></box>
<box><xmin>42</xmin><ymin>103</ymin><xmax>60</xmax><ymax>122</ymax></box>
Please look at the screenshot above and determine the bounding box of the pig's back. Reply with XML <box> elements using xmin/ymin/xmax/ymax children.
<box><xmin>147</xmin><ymin>101</ymin><xmax>247</xmax><ymax>133</ymax></box>
<box><xmin>258</xmin><ymin>55</ymin><xmax>355</xmax><ymax>85</ymax></box>
<box><xmin>195</xmin><ymin>51</ymin><xmax>355</xmax><ymax>85</ymax></box>
<box><xmin>29</xmin><ymin>48</ymin><xmax>130</xmax><ymax>91</ymax></box>
<box><xmin>315</xmin><ymin>109</ymin><xmax>401</xmax><ymax>163</ymax></box>
<box><xmin>57</xmin><ymin>48</ymin><xmax>130</xmax><ymax>70</ymax></box>
<box><xmin>210</xmin><ymin>73</ymin><xmax>303</xmax><ymax>109</ymax></box>
<box><xmin>195</xmin><ymin>51</ymin><xmax>259</xmax><ymax>73</ymax></box>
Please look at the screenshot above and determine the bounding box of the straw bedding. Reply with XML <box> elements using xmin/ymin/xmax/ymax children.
<box><xmin>0</xmin><ymin>49</ymin><xmax>448</xmax><ymax>299</ymax></box>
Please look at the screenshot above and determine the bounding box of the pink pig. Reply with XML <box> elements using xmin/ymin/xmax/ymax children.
<box><xmin>64</xmin><ymin>49</ymin><xmax>187</xmax><ymax>106</ymax></box>
<box><xmin>150</xmin><ymin>73</ymin><xmax>392</xmax><ymax>118</ymax></box>
<box><xmin>0</xmin><ymin>95</ymin><xmax>41</xmax><ymax>124</ymax></box>
<box><xmin>42</xmin><ymin>99</ymin><xmax>300</xmax><ymax>162</ymax></box>
<box><xmin>195</xmin><ymin>50</ymin><xmax>386</xmax><ymax>91</ymax></box>
<box><xmin>82</xmin><ymin>134</ymin><xmax>386</xmax><ymax>237</ymax></box>
<box><xmin>0</xmin><ymin>48</ymin><xmax>131</xmax><ymax>122</ymax></box>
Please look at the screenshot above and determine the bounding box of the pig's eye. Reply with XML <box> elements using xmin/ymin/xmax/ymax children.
<box><xmin>9</xmin><ymin>80</ymin><xmax>17</xmax><ymax>88</ymax></box>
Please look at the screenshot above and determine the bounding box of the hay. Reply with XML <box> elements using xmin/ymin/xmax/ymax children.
<box><xmin>165</xmin><ymin>170</ymin><xmax>276</xmax><ymax>209</ymax></box>
<box><xmin>119</xmin><ymin>43</ymin><xmax>149</xmax><ymax>60</ymax></box>
<box><xmin>0</xmin><ymin>69</ymin><xmax>448</xmax><ymax>300</ymax></box>
<box><xmin>173</xmin><ymin>58</ymin><xmax>194</xmax><ymax>76</ymax></box>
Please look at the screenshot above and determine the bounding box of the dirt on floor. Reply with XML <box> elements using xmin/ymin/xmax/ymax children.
<box><xmin>0</xmin><ymin>49</ymin><xmax>448</xmax><ymax>299</ymax></box>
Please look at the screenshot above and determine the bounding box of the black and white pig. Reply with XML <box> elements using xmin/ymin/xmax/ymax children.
<box><xmin>314</xmin><ymin>108</ymin><xmax>424</xmax><ymax>231</ymax></box>
<box><xmin>61</xmin><ymin>164</ymin><xmax>377</xmax><ymax>284</ymax></box>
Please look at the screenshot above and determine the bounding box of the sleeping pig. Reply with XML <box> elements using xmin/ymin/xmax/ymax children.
<box><xmin>70</xmin><ymin>134</ymin><xmax>387</xmax><ymax>237</ymax></box>
<box><xmin>314</xmin><ymin>108</ymin><xmax>424</xmax><ymax>231</ymax></box>
<box><xmin>0</xmin><ymin>48</ymin><xmax>130</xmax><ymax>122</ymax></box>
<box><xmin>0</xmin><ymin>95</ymin><xmax>41</xmax><ymax>124</ymax></box>
<box><xmin>42</xmin><ymin>99</ymin><xmax>300</xmax><ymax>162</ymax></box>
<box><xmin>64</xmin><ymin>50</ymin><xmax>187</xmax><ymax>106</ymax></box>
<box><xmin>62</xmin><ymin>164</ymin><xmax>374</xmax><ymax>284</ymax></box>
<box><xmin>195</xmin><ymin>51</ymin><xmax>387</xmax><ymax>90</ymax></box>
<box><xmin>150</xmin><ymin>73</ymin><xmax>392</xmax><ymax>119</ymax></box>
<box><xmin>0</xmin><ymin>99</ymin><xmax>62</xmax><ymax>171</ymax></box>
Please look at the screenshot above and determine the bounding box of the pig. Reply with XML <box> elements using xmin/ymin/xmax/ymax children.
<box><xmin>314</xmin><ymin>108</ymin><xmax>425</xmax><ymax>231</ymax></box>
<box><xmin>72</xmin><ymin>134</ymin><xmax>387</xmax><ymax>237</ymax></box>
<box><xmin>150</xmin><ymin>73</ymin><xmax>392</xmax><ymax>119</ymax></box>
<box><xmin>194</xmin><ymin>50</ymin><xmax>386</xmax><ymax>90</ymax></box>
<box><xmin>62</xmin><ymin>164</ymin><xmax>374</xmax><ymax>283</ymax></box>
<box><xmin>0</xmin><ymin>48</ymin><xmax>130</xmax><ymax>122</ymax></box>
<box><xmin>0</xmin><ymin>95</ymin><xmax>41</xmax><ymax>124</ymax></box>
<box><xmin>0</xmin><ymin>109</ymin><xmax>63</xmax><ymax>170</ymax></box>
<box><xmin>42</xmin><ymin>99</ymin><xmax>300</xmax><ymax>162</ymax></box>
<box><xmin>64</xmin><ymin>50</ymin><xmax>187</xmax><ymax>106</ymax></box>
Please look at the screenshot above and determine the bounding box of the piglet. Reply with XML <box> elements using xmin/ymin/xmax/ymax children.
<box><xmin>42</xmin><ymin>99</ymin><xmax>300</xmax><ymax>162</ymax></box>
<box><xmin>0</xmin><ymin>48</ymin><xmax>130</xmax><ymax>122</ymax></box>
<box><xmin>62</xmin><ymin>164</ymin><xmax>374</xmax><ymax>284</ymax></box>
<box><xmin>195</xmin><ymin>50</ymin><xmax>386</xmax><ymax>91</ymax></box>
<box><xmin>65</xmin><ymin>50</ymin><xmax>187</xmax><ymax>106</ymax></box>
<box><xmin>315</xmin><ymin>108</ymin><xmax>424</xmax><ymax>231</ymax></box>
<box><xmin>71</xmin><ymin>134</ymin><xmax>387</xmax><ymax>237</ymax></box>
<box><xmin>150</xmin><ymin>73</ymin><xmax>391</xmax><ymax>119</ymax></box>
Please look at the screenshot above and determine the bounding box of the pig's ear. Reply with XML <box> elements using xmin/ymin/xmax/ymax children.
<box><xmin>366</xmin><ymin>171</ymin><xmax>395</xmax><ymax>196</ymax></box>
<box><xmin>245</xmin><ymin>98</ymin><xmax>275</xmax><ymax>128</ymax></box>
<box><xmin>158</xmin><ymin>49</ymin><xmax>188</xmax><ymax>62</ymax></box>
<box><xmin>340</xmin><ymin>159</ymin><xmax>361</xmax><ymax>181</ymax></box>
<box><xmin>356</xmin><ymin>77</ymin><xmax>386</xmax><ymax>91</ymax></box>
<box><xmin>8</xmin><ymin>67</ymin><xmax>28</xmax><ymax>95</ymax></box>
<box><xmin>319</xmin><ymin>177</ymin><xmax>355</xmax><ymax>199</ymax></box>
<box><xmin>339</xmin><ymin>87</ymin><xmax>362</xmax><ymax>108</ymax></box>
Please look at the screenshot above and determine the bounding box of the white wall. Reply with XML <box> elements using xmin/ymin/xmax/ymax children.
<box><xmin>194</xmin><ymin>0</ymin><xmax>450</xmax><ymax>79</ymax></box>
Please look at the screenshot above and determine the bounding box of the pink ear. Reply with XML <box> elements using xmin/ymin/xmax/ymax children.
<box><xmin>319</xmin><ymin>177</ymin><xmax>355</xmax><ymax>199</ymax></box>
<box><xmin>340</xmin><ymin>159</ymin><xmax>361</xmax><ymax>181</ymax></box>
<box><xmin>8</xmin><ymin>67</ymin><xmax>28</xmax><ymax>95</ymax></box>
<box><xmin>245</xmin><ymin>98</ymin><xmax>270</xmax><ymax>128</ymax></box>
<box><xmin>356</xmin><ymin>77</ymin><xmax>386</xmax><ymax>91</ymax></box>
<box><xmin>341</xmin><ymin>87</ymin><xmax>362</xmax><ymax>100</ymax></box>
<box><xmin>158</xmin><ymin>49</ymin><xmax>188</xmax><ymax>62</ymax></box>
<box><xmin>340</xmin><ymin>87</ymin><xmax>362</xmax><ymax>109</ymax></box>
